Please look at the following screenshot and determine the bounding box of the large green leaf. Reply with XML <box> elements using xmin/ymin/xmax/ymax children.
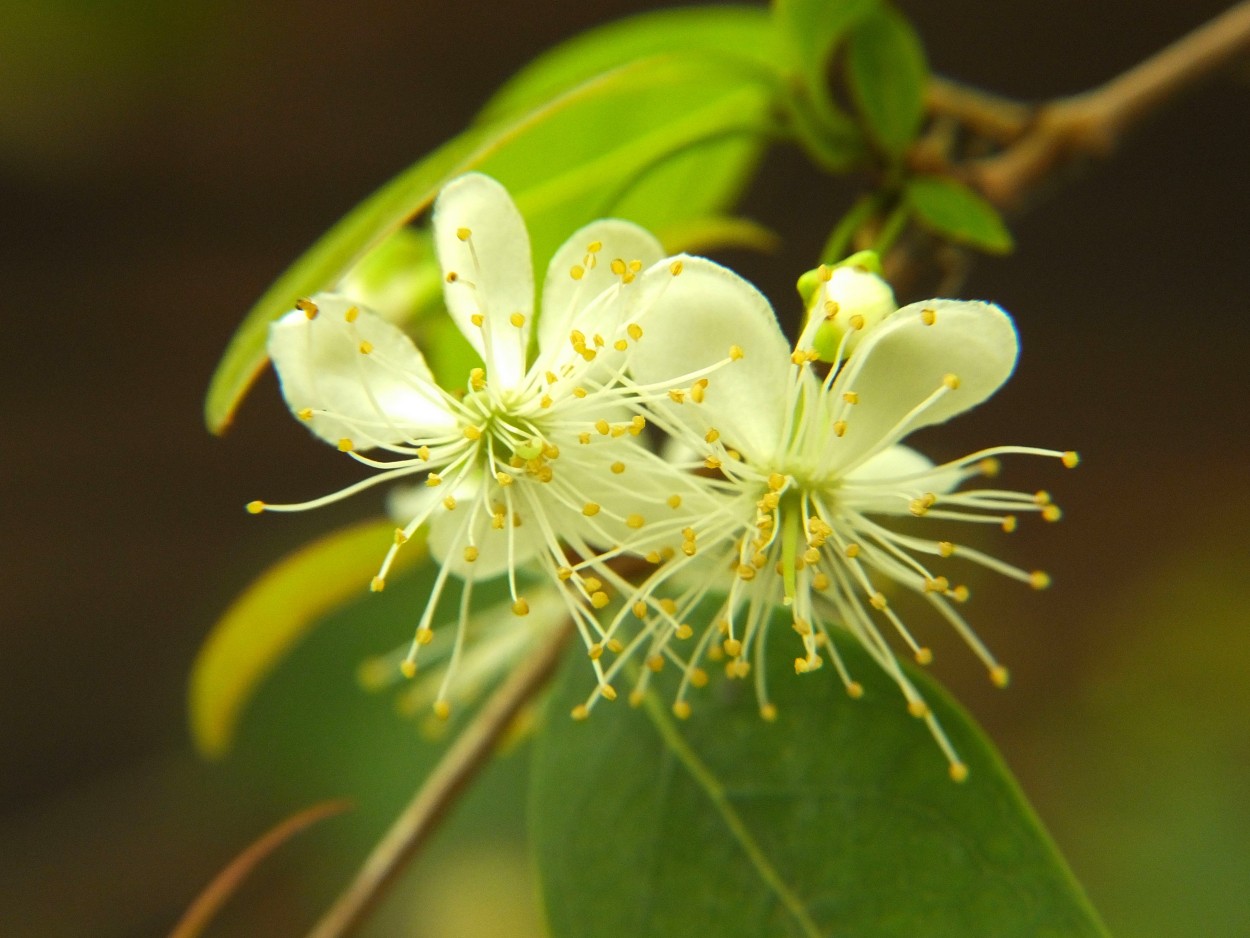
<box><xmin>845</xmin><ymin>4</ymin><xmax>928</xmax><ymax>159</ymax></box>
<box><xmin>531</xmin><ymin>627</ymin><xmax>1107</xmax><ymax>937</ymax></box>
<box><xmin>206</xmin><ymin>54</ymin><xmax>778</xmax><ymax>435</ymax></box>
<box><xmin>906</xmin><ymin>174</ymin><xmax>1015</xmax><ymax>254</ymax></box>
<box><xmin>189</xmin><ymin>519</ymin><xmax>426</xmax><ymax>758</ymax></box>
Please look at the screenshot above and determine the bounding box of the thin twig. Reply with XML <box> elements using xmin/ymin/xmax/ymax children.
<box><xmin>969</xmin><ymin>0</ymin><xmax>1250</xmax><ymax>209</ymax></box>
<box><xmin>170</xmin><ymin>799</ymin><xmax>352</xmax><ymax>938</ymax></box>
<box><xmin>305</xmin><ymin>621</ymin><xmax>574</xmax><ymax>938</ymax></box>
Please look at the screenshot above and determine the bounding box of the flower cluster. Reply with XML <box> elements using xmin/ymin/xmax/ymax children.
<box><xmin>250</xmin><ymin>173</ymin><xmax>1075</xmax><ymax>777</ymax></box>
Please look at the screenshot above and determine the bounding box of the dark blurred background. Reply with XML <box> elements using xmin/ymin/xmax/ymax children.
<box><xmin>2</xmin><ymin>1</ymin><xmax>1248</xmax><ymax>935</ymax></box>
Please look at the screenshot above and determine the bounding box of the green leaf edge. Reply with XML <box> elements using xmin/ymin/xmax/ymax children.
<box><xmin>906</xmin><ymin>174</ymin><xmax>1015</xmax><ymax>254</ymax></box>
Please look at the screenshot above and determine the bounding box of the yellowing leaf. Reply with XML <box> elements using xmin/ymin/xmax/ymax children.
<box><xmin>189</xmin><ymin>520</ymin><xmax>427</xmax><ymax>758</ymax></box>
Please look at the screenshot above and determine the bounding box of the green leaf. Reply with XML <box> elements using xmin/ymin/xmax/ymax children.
<box><xmin>531</xmin><ymin>628</ymin><xmax>1107</xmax><ymax>937</ymax></box>
<box><xmin>772</xmin><ymin>0</ymin><xmax>877</xmax><ymax>164</ymax></box>
<box><xmin>188</xmin><ymin>519</ymin><xmax>427</xmax><ymax>759</ymax></box>
<box><xmin>845</xmin><ymin>4</ymin><xmax>928</xmax><ymax>159</ymax></box>
<box><xmin>906</xmin><ymin>174</ymin><xmax>1015</xmax><ymax>254</ymax></box>
<box><xmin>480</xmin><ymin>5</ymin><xmax>782</xmax><ymax>122</ymax></box>
<box><xmin>205</xmin><ymin>54</ymin><xmax>778</xmax><ymax>435</ymax></box>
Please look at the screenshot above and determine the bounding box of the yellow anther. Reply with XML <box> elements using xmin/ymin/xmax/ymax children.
<box><xmin>456</xmin><ymin>226</ymin><xmax>471</xmax><ymax>241</ymax></box>
<box><xmin>627</xmin><ymin>323</ymin><xmax>643</xmax><ymax>341</ymax></box>
<box><xmin>869</xmin><ymin>592</ymin><xmax>887</xmax><ymax>610</ymax></box>
<box><xmin>669</xmin><ymin>260</ymin><xmax>684</xmax><ymax>276</ymax></box>
<box><xmin>812</xmin><ymin>572</ymin><xmax>830</xmax><ymax>590</ymax></box>
<box><xmin>433</xmin><ymin>700</ymin><xmax>451</xmax><ymax>720</ymax></box>
<box><xmin>667</xmin><ymin>494</ymin><xmax>682</xmax><ymax>509</ymax></box>
<box><xmin>705</xmin><ymin>428</ymin><xmax>720</xmax><ymax>443</ymax></box>
<box><xmin>1062</xmin><ymin>450</ymin><xmax>1081</xmax><ymax>468</ymax></box>
<box><xmin>659</xmin><ymin>598</ymin><xmax>678</xmax><ymax>615</ymax></box>
<box><xmin>632</xmin><ymin>601</ymin><xmax>648</xmax><ymax>619</ymax></box>
<box><xmin>842</xmin><ymin>391</ymin><xmax>859</xmax><ymax>404</ymax></box>
<box><xmin>943</xmin><ymin>373</ymin><xmax>961</xmax><ymax>390</ymax></box>
<box><xmin>631</xmin><ymin>415</ymin><xmax>647</xmax><ymax>433</ymax></box>
<box><xmin>588</xmin><ymin>240</ymin><xmax>602</xmax><ymax>253</ymax></box>
<box><xmin>580</xmin><ymin>501</ymin><xmax>601</xmax><ymax>517</ymax></box>
<box><xmin>572</xmin><ymin>386</ymin><xmax>587</xmax><ymax>399</ymax></box>
<box><xmin>846</xmin><ymin>681</ymin><xmax>864</xmax><ymax>699</ymax></box>
<box><xmin>920</xmin><ymin>307</ymin><xmax>937</xmax><ymax>325</ymax></box>
<box><xmin>979</xmin><ymin>457</ymin><xmax>1001</xmax><ymax>477</ymax></box>
<box><xmin>675</xmin><ymin>624</ymin><xmax>693</xmax><ymax>640</ymax></box>
<box><xmin>938</xmin><ymin>540</ymin><xmax>955</xmax><ymax>557</ymax></box>
<box><xmin>613</xmin><ymin>339</ymin><xmax>628</xmax><ymax>351</ymax></box>
<box><xmin>628</xmin><ymin>259</ymin><xmax>642</xmax><ymax>273</ymax></box>
<box><xmin>607</xmin><ymin>639</ymin><xmax>624</xmax><ymax>654</ymax></box>
<box><xmin>246</xmin><ymin>500</ymin><xmax>266</xmax><ymax>514</ymax></box>
<box><xmin>647</xmin><ymin>655</ymin><xmax>665</xmax><ymax>673</ymax></box>
<box><xmin>570</xmin><ymin>264</ymin><xmax>585</xmax><ymax>280</ymax></box>
<box><xmin>791</xmin><ymin>350</ymin><xmax>807</xmax><ymax>365</ymax></box>
<box><xmin>610</xmin><ymin>258</ymin><xmax>626</xmax><ymax>275</ymax></box>
<box><xmin>990</xmin><ymin>665</ymin><xmax>1011</xmax><ymax>688</ymax></box>
<box><xmin>463</xmin><ymin>425</ymin><xmax>482</xmax><ymax>441</ymax></box>
<box><xmin>849</xmin><ymin>314</ymin><xmax>866</xmax><ymax>330</ymax></box>
<box><xmin>705</xmin><ymin>456</ymin><xmax>722</xmax><ymax>470</ymax></box>
<box><xmin>668</xmin><ymin>389</ymin><xmax>686</xmax><ymax>404</ymax></box>
<box><xmin>794</xmin><ymin>657</ymin><xmax>810</xmax><ymax>674</ymax></box>
<box><xmin>399</xmin><ymin>660</ymin><xmax>417</xmax><ymax>679</ymax></box>
<box><xmin>844</xmin><ymin>543</ymin><xmax>861</xmax><ymax>559</ymax></box>
<box><xmin>494</xmin><ymin>471</ymin><xmax>514</xmax><ymax>487</ymax></box>
<box><xmin>599</xmin><ymin>684</ymin><xmax>618</xmax><ymax>702</ymax></box>
<box><xmin>583</xmin><ymin>576</ymin><xmax>603</xmax><ymax>592</ymax></box>
<box><xmin>578</xmin><ymin>432</ymin><xmax>591</xmax><ymax>444</ymax></box>
<box><xmin>358</xmin><ymin>340</ymin><xmax>373</xmax><ymax>355</ymax></box>
<box><xmin>469</xmin><ymin>367</ymin><xmax>486</xmax><ymax>390</ymax></box>
<box><xmin>824</xmin><ymin>299</ymin><xmax>840</xmax><ymax>319</ymax></box>
<box><xmin>1034</xmin><ymin>490</ymin><xmax>1052</xmax><ymax>505</ymax></box>
<box><xmin>803</xmin><ymin>548</ymin><xmax>820</xmax><ymax>565</ymax></box>
<box><xmin>907</xmin><ymin>699</ymin><xmax>929</xmax><ymax>718</ymax></box>
<box><xmin>736</xmin><ymin>564</ymin><xmax>756</xmax><ymax>581</ymax></box>
<box><xmin>295</xmin><ymin>297</ymin><xmax>319</xmax><ymax>319</ymax></box>
<box><xmin>393</xmin><ymin>528</ymin><xmax>409</xmax><ymax>546</ymax></box>
<box><xmin>337</xmin><ymin>438</ymin><xmax>354</xmax><ymax>453</ymax></box>
<box><xmin>690</xmin><ymin>382</ymin><xmax>706</xmax><ymax>404</ymax></box>
<box><xmin>295</xmin><ymin>408</ymin><xmax>314</xmax><ymax>422</ymax></box>
<box><xmin>817</xmin><ymin>264</ymin><xmax>832</xmax><ymax>282</ymax></box>
<box><xmin>417</xmin><ymin>445</ymin><xmax>431</xmax><ymax>461</ymax></box>
<box><xmin>594</xmin><ymin>419</ymin><xmax>610</xmax><ymax>435</ymax></box>
<box><xmin>1001</xmin><ymin>515</ymin><xmax>1017</xmax><ymax>532</ymax></box>
<box><xmin>729</xmin><ymin>344</ymin><xmax>744</xmax><ymax>360</ymax></box>
<box><xmin>1030</xmin><ymin>570</ymin><xmax>1051</xmax><ymax>590</ymax></box>
<box><xmin>690</xmin><ymin>668</ymin><xmax>709</xmax><ymax>688</ymax></box>
<box><xmin>949</xmin><ymin>762</ymin><xmax>969</xmax><ymax>783</ymax></box>
<box><xmin>950</xmin><ymin>584</ymin><xmax>970</xmax><ymax>602</ymax></box>
<box><xmin>460</xmin><ymin>545</ymin><xmax>479</xmax><ymax>563</ymax></box>
<box><xmin>587</xmin><ymin>643</ymin><xmax>604</xmax><ymax>661</ymax></box>
<box><xmin>915</xmin><ymin>647</ymin><xmax>934</xmax><ymax>665</ymax></box>
<box><xmin>555</xmin><ymin>566</ymin><xmax>572</xmax><ymax>581</ymax></box>
<box><xmin>833</xmin><ymin>420</ymin><xmax>847</xmax><ymax>437</ymax></box>
<box><xmin>442</xmin><ymin>496</ymin><xmax>456</xmax><ymax>511</ymax></box>
<box><xmin>1042</xmin><ymin>504</ymin><xmax>1063</xmax><ymax>522</ymax></box>
<box><xmin>925</xmin><ymin>575</ymin><xmax>950</xmax><ymax>593</ymax></box>
<box><xmin>510</xmin><ymin>312</ymin><xmax>526</xmax><ymax>328</ymax></box>
<box><xmin>370</xmin><ymin>576</ymin><xmax>386</xmax><ymax>593</ymax></box>
<box><xmin>625</xmin><ymin>514</ymin><xmax>645</xmax><ymax>530</ymax></box>
<box><xmin>446</xmin><ymin>272</ymin><xmax>459</xmax><ymax>283</ymax></box>
<box><xmin>723</xmin><ymin>638</ymin><xmax>742</xmax><ymax>657</ymax></box>
<box><xmin>470</xmin><ymin>313</ymin><xmax>484</xmax><ymax>327</ymax></box>
<box><xmin>416</xmin><ymin>627</ymin><xmax>435</xmax><ymax>646</ymax></box>
<box><xmin>571</xmin><ymin>704</ymin><xmax>589</xmax><ymax>721</ymax></box>
<box><xmin>591</xmin><ymin>591</ymin><xmax>610</xmax><ymax>609</ymax></box>
<box><xmin>909</xmin><ymin>497</ymin><xmax>930</xmax><ymax>516</ymax></box>
<box><xmin>672</xmin><ymin>701</ymin><xmax>692</xmax><ymax>719</ymax></box>
<box><xmin>344</xmin><ymin>306</ymin><xmax>359</xmax><ymax>323</ymax></box>
<box><xmin>512</xmin><ymin>598</ymin><xmax>530</xmax><ymax>616</ymax></box>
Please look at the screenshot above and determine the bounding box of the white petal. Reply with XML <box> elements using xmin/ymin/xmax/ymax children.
<box><xmin>538</xmin><ymin>218</ymin><xmax>665</xmax><ymax>356</ymax></box>
<box><xmin>268</xmin><ymin>294</ymin><xmax>456</xmax><ymax>448</ymax></box>
<box><xmin>826</xmin><ymin>300</ymin><xmax>1018</xmax><ymax>473</ymax></box>
<box><xmin>626</xmin><ymin>256</ymin><xmax>791</xmax><ymax>460</ymax></box>
<box><xmin>840</xmin><ymin>444</ymin><xmax>961</xmax><ymax>514</ymax></box>
<box><xmin>433</xmin><ymin>174</ymin><xmax>534</xmax><ymax>389</ymax></box>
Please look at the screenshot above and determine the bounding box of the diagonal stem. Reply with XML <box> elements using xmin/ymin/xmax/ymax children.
<box><xmin>305</xmin><ymin>620</ymin><xmax>574</xmax><ymax>938</ymax></box>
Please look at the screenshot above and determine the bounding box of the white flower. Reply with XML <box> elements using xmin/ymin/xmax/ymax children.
<box><xmin>592</xmin><ymin>264</ymin><xmax>1077</xmax><ymax>779</ymax></box>
<box><xmin>248</xmin><ymin>173</ymin><xmax>744</xmax><ymax>714</ymax></box>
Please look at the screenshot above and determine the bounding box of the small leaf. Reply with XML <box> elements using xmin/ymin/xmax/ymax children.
<box><xmin>189</xmin><ymin>519</ymin><xmax>427</xmax><ymax>758</ymax></box>
<box><xmin>657</xmin><ymin>215</ymin><xmax>780</xmax><ymax>256</ymax></box>
<box><xmin>531</xmin><ymin>628</ymin><xmax>1108</xmax><ymax>937</ymax></box>
<box><xmin>845</xmin><ymin>4</ymin><xmax>928</xmax><ymax>158</ymax></box>
<box><xmin>205</xmin><ymin>55</ymin><xmax>778</xmax><ymax>435</ymax></box>
<box><xmin>907</xmin><ymin>174</ymin><xmax>1015</xmax><ymax>254</ymax></box>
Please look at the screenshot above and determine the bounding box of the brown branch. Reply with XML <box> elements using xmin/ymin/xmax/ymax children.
<box><xmin>966</xmin><ymin>1</ymin><xmax>1250</xmax><ymax>210</ymax></box>
<box><xmin>305</xmin><ymin>620</ymin><xmax>574</xmax><ymax>938</ymax></box>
